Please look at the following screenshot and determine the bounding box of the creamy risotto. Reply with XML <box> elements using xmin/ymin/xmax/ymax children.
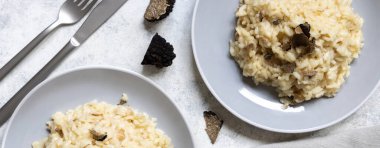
<box><xmin>32</xmin><ymin>95</ymin><xmax>172</xmax><ymax>148</ymax></box>
<box><xmin>230</xmin><ymin>0</ymin><xmax>364</xmax><ymax>104</ymax></box>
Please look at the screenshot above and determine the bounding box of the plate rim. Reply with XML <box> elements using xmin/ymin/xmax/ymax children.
<box><xmin>191</xmin><ymin>0</ymin><xmax>380</xmax><ymax>133</ymax></box>
<box><xmin>1</xmin><ymin>65</ymin><xmax>195</xmax><ymax>147</ymax></box>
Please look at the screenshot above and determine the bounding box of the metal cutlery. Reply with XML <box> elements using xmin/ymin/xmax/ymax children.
<box><xmin>0</xmin><ymin>0</ymin><xmax>128</xmax><ymax>125</ymax></box>
<box><xmin>0</xmin><ymin>0</ymin><xmax>98</xmax><ymax>81</ymax></box>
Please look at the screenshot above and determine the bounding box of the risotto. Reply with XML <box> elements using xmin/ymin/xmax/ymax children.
<box><xmin>230</xmin><ymin>0</ymin><xmax>364</xmax><ymax>104</ymax></box>
<box><xmin>32</xmin><ymin>96</ymin><xmax>172</xmax><ymax>148</ymax></box>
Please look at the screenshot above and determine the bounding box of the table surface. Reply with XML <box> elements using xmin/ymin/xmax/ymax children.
<box><xmin>0</xmin><ymin>0</ymin><xmax>379</xmax><ymax>147</ymax></box>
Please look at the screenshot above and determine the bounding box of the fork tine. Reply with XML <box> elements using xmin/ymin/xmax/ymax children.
<box><xmin>82</xmin><ymin>0</ymin><xmax>98</xmax><ymax>11</ymax></box>
<box><xmin>73</xmin><ymin>0</ymin><xmax>80</xmax><ymax>4</ymax></box>
<box><xmin>78</xmin><ymin>0</ymin><xmax>90</xmax><ymax>7</ymax></box>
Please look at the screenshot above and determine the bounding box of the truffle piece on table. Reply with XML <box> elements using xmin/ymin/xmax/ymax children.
<box><xmin>141</xmin><ymin>33</ymin><xmax>176</xmax><ymax>68</ymax></box>
<box><xmin>144</xmin><ymin>0</ymin><xmax>176</xmax><ymax>22</ymax></box>
<box><xmin>203</xmin><ymin>111</ymin><xmax>223</xmax><ymax>144</ymax></box>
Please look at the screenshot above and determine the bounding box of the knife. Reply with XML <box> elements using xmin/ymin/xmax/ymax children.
<box><xmin>0</xmin><ymin>0</ymin><xmax>128</xmax><ymax>125</ymax></box>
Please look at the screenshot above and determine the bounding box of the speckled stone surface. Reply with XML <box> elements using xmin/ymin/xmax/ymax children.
<box><xmin>0</xmin><ymin>0</ymin><xmax>379</xmax><ymax>147</ymax></box>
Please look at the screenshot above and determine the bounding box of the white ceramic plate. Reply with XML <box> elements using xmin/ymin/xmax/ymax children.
<box><xmin>192</xmin><ymin>0</ymin><xmax>380</xmax><ymax>133</ymax></box>
<box><xmin>2</xmin><ymin>66</ymin><xmax>194</xmax><ymax>147</ymax></box>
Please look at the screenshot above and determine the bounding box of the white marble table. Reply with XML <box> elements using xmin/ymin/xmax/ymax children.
<box><xmin>0</xmin><ymin>0</ymin><xmax>379</xmax><ymax>147</ymax></box>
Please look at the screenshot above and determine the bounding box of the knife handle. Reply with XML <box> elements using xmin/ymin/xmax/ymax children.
<box><xmin>0</xmin><ymin>21</ymin><xmax>61</xmax><ymax>81</ymax></box>
<box><xmin>0</xmin><ymin>39</ymin><xmax>79</xmax><ymax>125</ymax></box>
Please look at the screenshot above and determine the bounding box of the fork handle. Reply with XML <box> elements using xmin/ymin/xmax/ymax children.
<box><xmin>0</xmin><ymin>39</ymin><xmax>78</xmax><ymax>125</ymax></box>
<box><xmin>0</xmin><ymin>21</ymin><xmax>61</xmax><ymax>81</ymax></box>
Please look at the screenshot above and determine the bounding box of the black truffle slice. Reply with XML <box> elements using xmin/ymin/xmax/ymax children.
<box><xmin>144</xmin><ymin>0</ymin><xmax>176</xmax><ymax>22</ymax></box>
<box><xmin>292</xmin><ymin>23</ymin><xmax>316</xmax><ymax>56</ymax></box>
<box><xmin>204</xmin><ymin>111</ymin><xmax>223</xmax><ymax>144</ymax></box>
<box><xmin>141</xmin><ymin>33</ymin><xmax>176</xmax><ymax>68</ymax></box>
<box><xmin>292</xmin><ymin>33</ymin><xmax>310</xmax><ymax>47</ymax></box>
<box><xmin>299</xmin><ymin>22</ymin><xmax>311</xmax><ymax>38</ymax></box>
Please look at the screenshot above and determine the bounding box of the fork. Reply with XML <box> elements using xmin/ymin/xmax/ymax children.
<box><xmin>0</xmin><ymin>0</ymin><xmax>98</xmax><ymax>81</ymax></box>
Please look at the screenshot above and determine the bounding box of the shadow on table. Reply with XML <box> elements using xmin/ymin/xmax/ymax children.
<box><xmin>141</xmin><ymin>65</ymin><xmax>169</xmax><ymax>76</ymax></box>
<box><xmin>190</xmin><ymin>61</ymin><xmax>331</xmax><ymax>144</ymax></box>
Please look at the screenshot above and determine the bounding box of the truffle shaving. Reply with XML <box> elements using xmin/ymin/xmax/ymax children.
<box><xmin>203</xmin><ymin>111</ymin><xmax>223</xmax><ymax>144</ymax></box>
<box><xmin>292</xmin><ymin>33</ymin><xmax>309</xmax><ymax>47</ymax></box>
<box><xmin>281</xmin><ymin>63</ymin><xmax>296</xmax><ymax>73</ymax></box>
<box><xmin>118</xmin><ymin>93</ymin><xmax>128</xmax><ymax>105</ymax></box>
<box><xmin>90</xmin><ymin>129</ymin><xmax>107</xmax><ymax>141</ymax></box>
<box><xmin>299</xmin><ymin>22</ymin><xmax>311</xmax><ymax>38</ymax></box>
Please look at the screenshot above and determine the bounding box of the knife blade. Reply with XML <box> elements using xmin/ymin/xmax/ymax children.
<box><xmin>0</xmin><ymin>0</ymin><xmax>128</xmax><ymax>125</ymax></box>
<box><xmin>73</xmin><ymin>0</ymin><xmax>128</xmax><ymax>44</ymax></box>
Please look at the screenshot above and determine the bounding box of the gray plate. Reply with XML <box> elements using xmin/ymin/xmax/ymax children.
<box><xmin>2</xmin><ymin>66</ymin><xmax>194</xmax><ymax>147</ymax></box>
<box><xmin>192</xmin><ymin>0</ymin><xmax>380</xmax><ymax>133</ymax></box>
